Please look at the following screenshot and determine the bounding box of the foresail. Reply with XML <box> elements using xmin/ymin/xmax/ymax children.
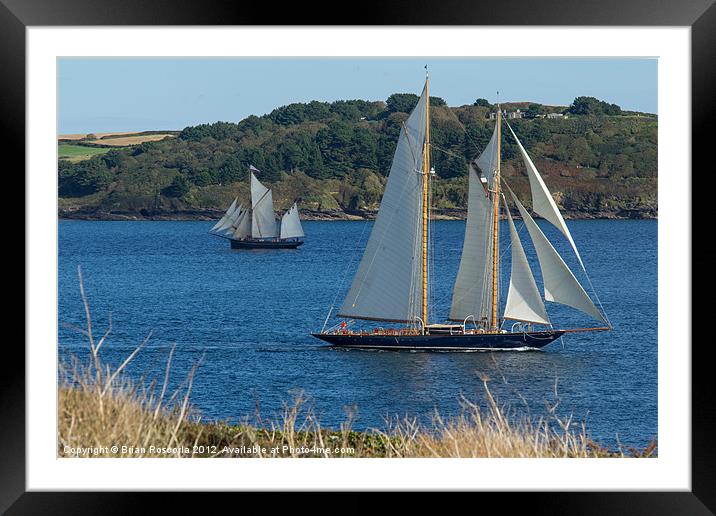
<box><xmin>449</xmin><ymin>166</ymin><xmax>493</xmax><ymax>323</ymax></box>
<box><xmin>226</xmin><ymin>209</ymin><xmax>245</xmax><ymax>235</ymax></box>
<box><xmin>232</xmin><ymin>209</ymin><xmax>251</xmax><ymax>239</ymax></box>
<box><xmin>506</xmin><ymin>124</ymin><xmax>584</xmax><ymax>269</ymax></box>
<box><xmin>280</xmin><ymin>203</ymin><xmax>304</xmax><ymax>239</ymax></box>
<box><xmin>218</xmin><ymin>203</ymin><xmax>243</xmax><ymax>232</ymax></box>
<box><xmin>211</xmin><ymin>197</ymin><xmax>238</xmax><ymax>231</ymax></box>
<box><xmin>509</xmin><ymin>190</ymin><xmax>607</xmax><ymax>324</ymax></box>
<box><xmin>338</xmin><ymin>86</ymin><xmax>427</xmax><ymax>323</ymax></box>
<box><xmin>474</xmin><ymin>121</ymin><xmax>499</xmax><ymax>189</ymax></box>
<box><xmin>503</xmin><ymin>207</ymin><xmax>550</xmax><ymax>325</ymax></box>
<box><xmin>250</xmin><ymin>171</ymin><xmax>277</xmax><ymax>238</ymax></box>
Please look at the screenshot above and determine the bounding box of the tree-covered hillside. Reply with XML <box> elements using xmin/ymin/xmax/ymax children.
<box><xmin>58</xmin><ymin>95</ymin><xmax>657</xmax><ymax>219</ymax></box>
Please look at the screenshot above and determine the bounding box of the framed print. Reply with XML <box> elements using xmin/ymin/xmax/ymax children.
<box><xmin>5</xmin><ymin>0</ymin><xmax>713</xmax><ymax>512</ymax></box>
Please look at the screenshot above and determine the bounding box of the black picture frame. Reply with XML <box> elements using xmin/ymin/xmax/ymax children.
<box><xmin>5</xmin><ymin>0</ymin><xmax>711</xmax><ymax>512</ymax></box>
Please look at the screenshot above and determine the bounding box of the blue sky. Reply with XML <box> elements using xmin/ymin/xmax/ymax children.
<box><xmin>58</xmin><ymin>57</ymin><xmax>657</xmax><ymax>134</ymax></box>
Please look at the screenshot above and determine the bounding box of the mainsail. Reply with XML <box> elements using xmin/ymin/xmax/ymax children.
<box><xmin>337</xmin><ymin>86</ymin><xmax>428</xmax><ymax>322</ymax></box>
<box><xmin>280</xmin><ymin>202</ymin><xmax>304</xmax><ymax>239</ymax></box>
<box><xmin>506</xmin><ymin>123</ymin><xmax>583</xmax><ymax>269</ymax></box>
<box><xmin>503</xmin><ymin>206</ymin><xmax>550</xmax><ymax>325</ymax></box>
<box><xmin>449</xmin><ymin>165</ymin><xmax>494</xmax><ymax>322</ymax></box>
<box><xmin>250</xmin><ymin>172</ymin><xmax>277</xmax><ymax>239</ymax></box>
<box><xmin>509</xmin><ymin>189</ymin><xmax>607</xmax><ymax>324</ymax></box>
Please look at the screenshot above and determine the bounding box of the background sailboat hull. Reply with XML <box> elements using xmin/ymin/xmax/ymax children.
<box><xmin>229</xmin><ymin>238</ymin><xmax>303</xmax><ymax>249</ymax></box>
<box><xmin>311</xmin><ymin>330</ymin><xmax>564</xmax><ymax>351</ymax></box>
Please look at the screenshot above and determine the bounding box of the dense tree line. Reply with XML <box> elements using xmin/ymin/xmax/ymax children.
<box><xmin>58</xmin><ymin>95</ymin><xmax>656</xmax><ymax>213</ymax></box>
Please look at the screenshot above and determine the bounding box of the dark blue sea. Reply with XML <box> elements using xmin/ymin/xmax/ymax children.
<box><xmin>58</xmin><ymin>219</ymin><xmax>657</xmax><ymax>449</ymax></box>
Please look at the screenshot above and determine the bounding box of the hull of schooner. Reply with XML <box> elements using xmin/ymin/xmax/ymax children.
<box><xmin>312</xmin><ymin>330</ymin><xmax>564</xmax><ymax>351</ymax></box>
<box><xmin>229</xmin><ymin>238</ymin><xmax>303</xmax><ymax>249</ymax></box>
<box><xmin>312</xmin><ymin>74</ymin><xmax>610</xmax><ymax>351</ymax></box>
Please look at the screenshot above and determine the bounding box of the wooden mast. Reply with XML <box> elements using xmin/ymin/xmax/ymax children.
<box><xmin>491</xmin><ymin>104</ymin><xmax>501</xmax><ymax>330</ymax></box>
<box><xmin>422</xmin><ymin>72</ymin><xmax>430</xmax><ymax>331</ymax></box>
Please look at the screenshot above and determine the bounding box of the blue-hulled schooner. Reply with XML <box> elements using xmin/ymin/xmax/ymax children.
<box><xmin>312</xmin><ymin>73</ymin><xmax>610</xmax><ymax>351</ymax></box>
<box><xmin>210</xmin><ymin>166</ymin><xmax>304</xmax><ymax>249</ymax></box>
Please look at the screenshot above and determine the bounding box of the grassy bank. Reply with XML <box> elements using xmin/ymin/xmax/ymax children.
<box><xmin>58</xmin><ymin>143</ymin><xmax>113</xmax><ymax>163</ymax></box>
<box><xmin>58</xmin><ymin>269</ymin><xmax>656</xmax><ymax>458</ymax></box>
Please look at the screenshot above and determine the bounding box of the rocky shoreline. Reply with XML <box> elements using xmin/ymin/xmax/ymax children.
<box><xmin>59</xmin><ymin>207</ymin><xmax>657</xmax><ymax>221</ymax></box>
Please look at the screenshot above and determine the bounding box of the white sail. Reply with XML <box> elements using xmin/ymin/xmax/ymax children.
<box><xmin>509</xmin><ymin>190</ymin><xmax>607</xmax><ymax>324</ymax></box>
<box><xmin>211</xmin><ymin>197</ymin><xmax>238</xmax><ymax>232</ymax></box>
<box><xmin>503</xmin><ymin>207</ymin><xmax>550</xmax><ymax>325</ymax></box>
<box><xmin>449</xmin><ymin>166</ymin><xmax>494</xmax><ymax>323</ymax></box>
<box><xmin>280</xmin><ymin>203</ymin><xmax>304</xmax><ymax>239</ymax></box>
<box><xmin>338</xmin><ymin>86</ymin><xmax>427</xmax><ymax>322</ymax></box>
<box><xmin>250</xmin><ymin>171</ymin><xmax>277</xmax><ymax>239</ymax></box>
<box><xmin>225</xmin><ymin>209</ymin><xmax>245</xmax><ymax>235</ymax></box>
<box><xmin>232</xmin><ymin>209</ymin><xmax>251</xmax><ymax>239</ymax></box>
<box><xmin>506</xmin><ymin>124</ymin><xmax>584</xmax><ymax>269</ymax></box>
<box><xmin>474</xmin><ymin>120</ymin><xmax>499</xmax><ymax>189</ymax></box>
<box><xmin>218</xmin><ymin>203</ymin><xmax>244</xmax><ymax>232</ymax></box>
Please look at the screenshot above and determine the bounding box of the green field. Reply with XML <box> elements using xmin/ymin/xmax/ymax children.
<box><xmin>58</xmin><ymin>144</ymin><xmax>112</xmax><ymax>162</ymax></box>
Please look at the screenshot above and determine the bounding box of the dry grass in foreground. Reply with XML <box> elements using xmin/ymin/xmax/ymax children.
<box><xmin>58</xmin><ymin>268</ymin><xmax>656</xmax><ymax>458</ymax></box>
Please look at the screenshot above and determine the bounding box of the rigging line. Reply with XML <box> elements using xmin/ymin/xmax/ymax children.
<box><xmin>427</xmin><ymin>133</ymin><xmax>436</xmax><ymax>322</ymax></box>
<box><xmin>431</xmin><ymin>144</ymin><xmax>467</xmax><ymax>161</ymax></box>
<box><xmin>582</xmin><ymin>270</ymin><xmax>613</xmax><ymax>327</ymax></box>
<box><xmin>408</xmin><ymin>180</ymin><xmax>422</xmax><ymax>325</ymax></box>
<box><xmin>428</xmin><ymin>176</ymin><xmax>436</xmax><ymax>319</ymax></box>
<box><xmin>462</xmin><ymin>121</ymin><xmax>499</xmax><ymax>159</ymax></box>
<box><xmin>428</xmin><ymin>165</ymin><xmax>437</xmax><ymax>322</ymax></box>
<box><xmin>324</xmin><ymin>214</ymin><xmax>372</xmax><ymax>319</ymax></box>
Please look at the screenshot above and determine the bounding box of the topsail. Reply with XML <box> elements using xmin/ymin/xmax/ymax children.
<box><xmin>474</xmin><ymin>122</ymin><xmax>499</xmax><ymax>189</ymax></box>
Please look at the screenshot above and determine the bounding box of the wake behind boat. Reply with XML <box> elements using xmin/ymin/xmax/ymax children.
<box><xmin>209</xmin><ymin>165</ymin><xmax>304</xmax><ymax>249</ymax></box>
<box><xmin>312</xmin><ymin>71</ymin><xmax>611</xmax><ymax>351</ymax></box>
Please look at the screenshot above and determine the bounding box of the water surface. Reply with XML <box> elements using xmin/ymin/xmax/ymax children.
<box><xmin>58</xmin><ymin>219</ymin><xmax>657</xmax><ymax>448</ymax></box>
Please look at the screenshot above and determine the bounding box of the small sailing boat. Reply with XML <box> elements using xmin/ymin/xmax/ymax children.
<box><xmin>312</xmin><ymin>73</ymin><xmax>611</xmax><ymax>351</ymax></box>
<box><xmin>209</xmin><ymin>165</ymin><xmax>304</xmax><ymax>249</ymax></box>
